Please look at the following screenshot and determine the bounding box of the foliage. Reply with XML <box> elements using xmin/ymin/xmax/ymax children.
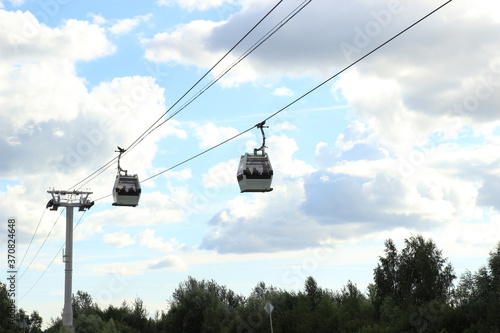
<box><xmin>161</xmin><ymin>276</ymin><xmax>244</xmax><ymax>333</ymax></box>
<box><xmin>449</xmin><ymin>241</ymin><xmax>500</xmax><ymax>332</ymax></box>
<box><xmin>0</xmin><ymin>282</ymin><xmax>43</xmax><ymax>333</ymax></box>
<box><xmin>3</xmin><ymin>236</ymin><xmax>499</xmax><ymax>332</ymax></box>
<box><xmin>373</xmin><ymin>235</ymin><xmax>455</xmax><ymax>313</ymax></box>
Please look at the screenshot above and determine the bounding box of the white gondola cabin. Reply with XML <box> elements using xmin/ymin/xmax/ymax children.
<box><xmin>112</xmin><ymin>146</ymin><xmax>141</xmax><ymax>207</ymax></box>
<box><xmin>236</xmin><ymin>121</ymin><xmax>273</xmax><ymax>193</ymax></box>
<box><xmin>112</xmin><ymin>174</ymin><xmax>141</xmax><ymax>207</ymax></box>
<box><xmin>237</xmin><ymin>152</ymin><xmax>273</xmax><ymax>192</ymax></box>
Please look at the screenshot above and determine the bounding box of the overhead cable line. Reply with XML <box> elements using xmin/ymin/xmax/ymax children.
<box><xmin>29</xmin><ymin>1</ymin><xmax>293</xmax><ymax>291</ymax></box>
<box><xmin>67</xmin><ymin>0</ymin><xmax>285</xmax><ymax>192</ymax></box>
<box><xmin>260</xmin><ymin>0</ymin><xmax>453</xmax><ymax>124</ymax></box>
<box><xmin>18</xmin><ymin>211</ymin><xmax>87</xmax><ymax>303</ymax></box>
<box><xmin>139</xmin><ymin>0</ymin><xmax>313</xmax><ymax>143</ymax></box>
<box><xmin>91</xmin><ymin>0</ymin><xmax>453</xmax><ymax>202</ymax></box>
<box><xmin>18</xmin><ymin>208</ymin><xmax>65</xmax><ymax>282</ymax></box>
<box><xmin>92</xmin><ymin>125</ymin><xmax>256</xmax><ymax>203</ymax></box>
<box><xmin>17</xmin><ymin>207</ymin><xmax>46</xmax><ymax>274</ymax></box>
<box><xmin>31</xmin><ymin>0</ymin><xmax>453</xmax><ymax>298</ymax></box>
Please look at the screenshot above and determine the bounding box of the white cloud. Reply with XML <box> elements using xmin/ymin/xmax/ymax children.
<box><xmin>202</xmin><ymin>180</ymin><xmax>320</xmax><ymax>253</ymax></box>
<box><xmin>200</xmin><ymin>126</ymin><xmax>500</xmax><ymax>254</ymax></box>
<box><xmin>148</xmin><ymin>255</ymin><xmax>188</xmax><ymax>271</ymax></box>
<box><xmin>30</xmin><ymin>262</ymin><xmax>48</xmax><ymax>271</ymax></box>
<box><xmin>145</xmin><ymin>1</ymin><xmax>415</xmax><ymax>83</ymax></box>
<box><xmin>162</xmin><ymin>168</ymin><xmax>193</xmax><ymax>181</ymax></box>
<box><xmin>137</xmin><ymin>228</ymin><xmax>181</xmax><ymax>252</ymax></box>
<box><xmin>157</xmin><ymin>0</ymin><xmax>236</xmax><ymax>11</ymax></box>
<box><xmin>82</xmin><ymin>191</ymin><xmax>187</xmax><ymax>235</ymax></box>
<box><xmin>201</xmin><ymin>135</ymin><xmax>318</xmax><ymax>253</ymax></box>
<box><xmin>0</xmin><ymin>72</ymin><xmax>181</xmax><ymax>185</ymax></box>
<box><xmin>142</xmin><ymin>0</ymin><xmax>500</xmax><ymax>138</ymax></box>
<box><xmin>5</xmin><ymin>0</ymin><xmax>24</xmax><ymax>6</ymax></box>
<box><xmin>274</xmin><ymin>122</ymin><xmax>296</xmax><ymax>131</ymax></box>
<box><xmin>273</xmin><ymin>87</ymin><xmax>293</xmax><ymax>96</ymax></box>
<box><xmin>109</xmin><ymin>14</ymin><xmax>152</xmax><ymax>35</ymax></box>
<box><xmin>103</xmin><ymin>230</ymin><xmax>136</xmax><ymax>247</ymax></box>
<box><xmin>0</xmin><ymin>11</ymin><xmax>115</xmax><ymax>62</ymax></box>
<box><xmin>336</xmin><ymin>0</ymin><xmax>500</xmax><ymax>146</ymax></box>
<box><xmin>266</xmin><ymin>135</ymin><xmax>316</xmax><ymax>178</ymax></box>
<box><xmin>142</xmin><ymin>19</ymin><xmax>225</xmax><ymax>64</ymax></box>
<box><xmin>193</xmin><ymin>122</ymin><xmax>240</xmax><ymax>148</ymax></box>
<box><xmin>94</xmin><ymin>254</ymin><xmax>187</xmax><ymax>275</ymax></box>
<box><xmin>202</xmin><ymin>160</ymin><xmax>238</xmax><ymax>188</ymax></box>
<box><xmin>88</xmin><ymin>13</ymin><xmax>107</xmax><ymax>25</ymax></box>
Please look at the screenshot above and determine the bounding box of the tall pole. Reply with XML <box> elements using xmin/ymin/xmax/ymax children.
<box><xmin>62</xmin><ymin>206</ymin><xmax>74</xmax><ymax>331</ymax></box>
<box><xmin>46</xmin><ymin>190</ymin><xmax>93</xmax><ymax>333</ymax></box>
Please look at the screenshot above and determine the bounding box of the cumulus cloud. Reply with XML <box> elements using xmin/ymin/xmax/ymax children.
<box><xmin>476</xmin><ymin>175</ymin><xmax>500</xmax><ymax>211</ymax></box>
<box><xmin>103</xmin><ymin>230</ymin><xmax>136</xmax><ymax>247</ymax></box>
<box><xmin>273</xmin><ymin>87</ymin><xmax>293</xmax><ymax>96</ymax></box>
<box><xmin>157</xmin><ymin>0</ymin><xmax>236</xmax><ymax>11</ymax></box>
<box><xmin>94</xmin><ymin>254</ymin><xmax>188</xmax><ymax>275</ymax></box>
<box><xmin>142</xmin><ymin>19</ymin><xmax>225</xmax><ymax>66</ymax></box>
<box><xmin>148</xmin><ymin>255</ymin><xmax>187</xmax><ymax>271</ymax></box>
<box><xmin>193</xmin><ymin>123</ymin><xmax>240</xmax><ymax>148</ymax></box>
<box><xmin>201</xmin><ymin>134</ymin><xmax>318</xmax><ymax>253</ymax></box>
<box><xmin>142</xmin><ymin>0</ymin><xmax>500</xmax><ymax>143</ymax></box>
<box><xmin>0</xmin><ymin>10</ymin><xmax>115</xmax><ymax>62</ymax></box>
<box><xmin>336</xmin><ymin>0</ymin><xmax>500</xmax><ymax>145</ymax></box>
<box><xmin>162</xmin><ymin>168</ymin><xmax>193</xmax><ymax>181</ymax></box>
<box><xmin>200</xmin><ymin>122</ymin><xmax>498</xmax><ymax>254</ymax></box>
<box><xmin>202</xmin><ymin>182</ymin><xmax>321</xmax><ymax>253</ymax></box>
<box><xmin>137</xmin><ymin>228</ymin><xmax>181</xmax><ymax>252</ymax></box>
<box><xmin>202</xmin><ymin>160</ymin><xmax>238</xmax><ymax>188</ymax></box>
<box><xmin>109</xmin><ymin>14</ymin><xmax>152</xmax><ymax>35</ymax></box>
<box><xmin>144</xmin><ymin>0</ymin><xmax>427</xmax><ymax>84</ymax></box>
<box><xmin>0</xmin><ymin>10</ymin><xmax>180</xmax><ymax>195</ymax></box>
<box><xmin>81</xmin><ymin>191</ymin><xmax>187</xmax><ymax>236</ymax></box>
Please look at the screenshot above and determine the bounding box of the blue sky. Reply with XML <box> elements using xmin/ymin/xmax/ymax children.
<box><xmin>1</xmin><ymin>0</ymin><xmax>500</xmax><ymax>327</ymax></box>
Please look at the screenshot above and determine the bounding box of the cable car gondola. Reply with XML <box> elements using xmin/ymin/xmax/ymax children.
<box><xmin>237</xmin><ymin>121</ymin><xmax>273</xmax><ymax>192</ymax></box>
<box><xmin>112</xmin><ymin>147</ymin><xmax>141</xmax><ymax>207</ymax></box>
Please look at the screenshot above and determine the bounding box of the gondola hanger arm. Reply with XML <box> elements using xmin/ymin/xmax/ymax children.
<box><xmin>254</xmin><ymin>121</ymin><xmax>268</xmax><ymax>154</ymax></box>
<box><xmin>115</xmin><ymin>146</ymin><xmax>128</xmax><ymax>175</ymax></box>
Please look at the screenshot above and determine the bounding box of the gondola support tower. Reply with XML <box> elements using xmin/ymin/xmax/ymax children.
<box><xmin>46</xmin><ymin>190</ymin><xmax>94</xmax><ymax>333</ymax></box>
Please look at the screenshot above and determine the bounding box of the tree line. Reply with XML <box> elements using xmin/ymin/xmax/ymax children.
<box><xmin>1</xmin><ymin>234</ymin><xmax>500</xmax><ymax>332</ymax></box>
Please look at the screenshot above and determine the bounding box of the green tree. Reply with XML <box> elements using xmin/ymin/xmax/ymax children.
<box><xmin>130</xmin><ymin>297</ymin><xmax>148</xmax><ymax>330</ymax></box>
<box><xmin>489</xmin><ymin>241</ymin><xmax>500</xmax><ymax>297</ymax></box>
<box><xmin>0</xmin><ymin>281</ymin><xmax>17</xmax><ymax>333</ymax></box>
<box><xmin>74</xmin><ymin>313</ymin><xmax>104</xmax><ymax>333</ymax></box>
<box><xmin>398</xmin><ymin>235</ymin><xmax>455</xmax><ymax>305</ymax></box>
<box><xmin>161</xmin><ymin>276</ymin><xmax>244</xmax><ymax>333</ymax></box>
<box><xmin>373</xmin><ymin>235</ymin><xmax>455</xmax><ymax>332</ymax></box>
<box><xmin>336</xmin><ymin>280</ymin><xmax>374</xmax><ymax>332</ymax></box>
<box><xmin>27</xmin><ymin>310</ymin><xmax>43</xmax><ymax>332</ymax></box>
<box><xmin>450</xmin><ymin>242</ymin><xmax>500</xmax><ymax>332</ymax></box>
<box><xmin>374</xmin><ymin>235</ymin><xmax>455</xmax><ymax>310</ymax></box>
<box><xmin>73</xmin><ymin>290</ymin><xmax>100</xmax><ymax>318</ymax></box>
<box><xmin>102</xmin><ymin>318</ymin><xmax>119</xmax><ymax>333</ymax></box>
<box><xmin>304</xmin><ymin>276</ymin><xmax>321</xmax><ymax>310</ymax></box>
<box><xmin>44</xmin><ymin>317</ymin><xmax>62</xmax><ymax>333</ymax></box>
<box><xmin>102</xmin><ymin>302</ymin><xmax>138</xmax><ymax>333</ymax></box>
